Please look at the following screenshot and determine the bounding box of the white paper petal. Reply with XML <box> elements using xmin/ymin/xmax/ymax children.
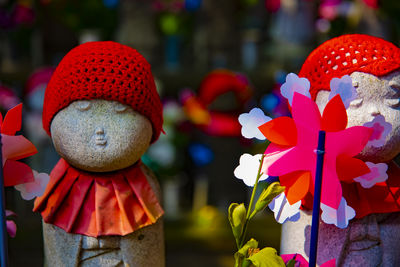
<box><xmin>321</xmin><ymin>197</ymin><xmax>355</xmax><ymax>229</ymax></box>
<box><xmin>363</xmin><ymin>115</ymin><xmax>392</xmax><ymax>147</ymax></box>
<box><xmin>234</xmin><ymin>153</ymin><xmax>268</xmax><ymax>187</ymax></box>
<box><xmin>280</xmin><ymin>73</ymin><xmax>311</xmax><ymax>106</ymax></box>
<box><xmin>238</xmin><ymin>108</ymin><xmax>271</xmax><ymax>140</ymax></box>
<box><xmin>328</xmin><ymin>75</ymin><xmax>358</xmax><ymax>109</ymax></box>
<box><xmin>354</xmin><ymin>162</ymin><xmax>388</xmax><ymax>188</ymax></box>
<box><xmin>268</xmin><ymin>193</ymin><xmax>301</xmax><ymax>224</ymax></box>
<box><xmin>14</xmin><ymin>170</ymin><xmax>49</xmax><ymax>200</ymax></box>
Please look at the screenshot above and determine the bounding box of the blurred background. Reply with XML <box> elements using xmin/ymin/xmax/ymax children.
<box><xmin>1</xmin><ymin>0</ymin><xmax>400</xmax><ymax>266</ymax></box>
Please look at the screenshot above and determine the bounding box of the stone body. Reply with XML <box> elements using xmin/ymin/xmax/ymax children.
<box><xmin>281</xmin><ymin>71</ymin><xmax>400</xmax><ymax>266</ymax></box>
<box><xmin>43</xmin><ymin>100</ymin><xmax>165</xmax><ymax>267</ymax></box>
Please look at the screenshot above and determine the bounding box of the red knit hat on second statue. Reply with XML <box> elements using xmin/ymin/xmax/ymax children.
<box><xmin>42</xmin><ymin>41</ymin><xmax>163</xmax><ymax>142</ymax></box>
<box><xmin>299</xmin><ymin>34</ymin><xmax>400</xmax><ymax>100</ymax></box>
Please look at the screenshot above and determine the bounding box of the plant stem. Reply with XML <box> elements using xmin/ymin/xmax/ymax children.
<box><xmin>239</xmin><ymin>154</ymin><xmax>265</xmax><ymax>247</ymax></box>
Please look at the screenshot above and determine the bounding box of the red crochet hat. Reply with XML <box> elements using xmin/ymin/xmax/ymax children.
<box><xmin>299</xmin><ymin>34</ymin><xmax>400</xmax><ymax>100</ymax></box>
<box><xmin>42</xmin><ymin>41</ymin><xmax>163</xmax><ymax>142</ymax></box>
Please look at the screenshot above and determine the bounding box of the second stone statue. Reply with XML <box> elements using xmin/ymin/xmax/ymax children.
<box><xmin>33</xmin><ymin>41</ymin><xmax>165</xmax><ymax>267</ymax></box>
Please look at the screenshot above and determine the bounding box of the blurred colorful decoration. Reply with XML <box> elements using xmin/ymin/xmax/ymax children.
<box><xmin>188</xmin><ymin>142</ymin><xmax>214</xmax><ymax>167</ymax></box>
<box><xmin>13</xmin><ymin>0</ymin><xmax>35</xmax><ymax>25</ymax></box>
<box><xmin>25</xmin><ymin>67</ymin><xmax>54</xmax><ymax>111</ymax></box>
<box><xmin>265</xmin><ymin>0</ymin><xmax>281</xmax><ymax>13</ymax></box>
<box><xmin>159</xmin><ymin>12</ymin><xmax>180</xmax><ymax>35</ymax></box>
<box><xmin>152</xmin><ymin>0</ymin><xmax>184</xmax><ymax>13</ymax></box>
<box><xmin>102</xmin><ymin>0</ymin><xmax>119</xmax><ymax>9</ymax></box>
<box><xmin>362</xmin><ymin>0</ymin><xmax>378</xmax><ymax>9</ymax></box>
<box><xmin>0</xmin><ymin>0</ymin><xmax>35</xmax><ymax>29</ymax></box>
<box><xmin>0</xmin><ymin>85</ymin><xmax>19</xmax><ymax>112</ymax></box>
<box><xmin>260</xmin><ymin>71</ymin><xmax>290</xmax><ymax>117</ymax></box>
<box><xmin>184</xmin><ymin>0</ymin><xmax>202</xmax><ymax>11</ymax></box>
<box><xmin>319</xmin><ymin>0</ymin><xmax>341</xmax><ymax>21</ymax></box>
<box><xmin>182</xmin><ymin>69</ymin><xmax>252</xmax><ymax>137</ymax></box>
<box><xmin>143</xmin><ymin>99</ymin><xmax>186</xmax><ymax>173</ymax></box>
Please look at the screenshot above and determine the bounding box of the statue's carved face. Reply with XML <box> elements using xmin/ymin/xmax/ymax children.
<box><xmin>316</xmin><ymin>71</ymin><xmax>400</xmax><ymax>162</ymax></box>
<box><xmin>50</xmin><ymin>99</ymin><xmax>153</xmax><ymax>172</ymax></box>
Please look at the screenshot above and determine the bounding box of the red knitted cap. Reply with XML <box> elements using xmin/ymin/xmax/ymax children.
<box><xmin>299</xmin><ymin>34</ymin><xmax>400</xmax><ymax>100</ymax></box>
<box><xmin>42</xmin><ymin>41</ymin><xmax>163</xmax><ymax>142</ymax></box>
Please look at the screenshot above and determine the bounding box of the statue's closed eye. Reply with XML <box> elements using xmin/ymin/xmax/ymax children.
<box><xmin>74</xmin><ymin>101</ymin><xmax>91</xmax><ymax>111</ymax></box>
<box><xmin>349</xmin><ymin>98</ymin><xmax>363</xmax><ymax>108</ymax></box>
<box><xmin>114</xmin><ymin>103</ymin><xmax>128</xmax><ymax>113</ymax></box>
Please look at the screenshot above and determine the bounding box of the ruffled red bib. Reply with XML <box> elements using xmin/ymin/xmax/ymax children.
<box><xmin>33</xmin><ymin>159</ymin><xmax>163</xmax><ymax>237</ymax></box>
<box><xmin>342</xmin><ymin>161</ymin><xmax>400</xmax><ymax>218</ymax></box>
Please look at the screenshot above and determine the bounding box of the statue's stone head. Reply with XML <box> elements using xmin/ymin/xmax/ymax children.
<box><xmin>42</xmin><ymin>41</ymin><xmax>163</xmax><ymax>172</ymax></box>
<box><xmin>299</xmin><ymin>34</ymin><xmax>400</xmax><ymax>162</ymax></box>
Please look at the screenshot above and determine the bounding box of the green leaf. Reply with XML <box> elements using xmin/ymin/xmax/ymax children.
<box><xmin>234</xmin><ymin>238</ymin><xmax>259</xmax><ymax>267</ymax></box>
<box><xmin>247</xmin><ymin>247</ymin><xmax>286</xmax><ymax>267</ymax></box>
<box><xmin>229</xmin><ymin>203</ymin><xmax>247</xmax><ymax>247</ymax></box>
<box><xmin>285</xmin><ymin>259</ymin><xmax>296</xmax><ymax>267</ymax></box>
<box><xmin>250</xmin><ymin>182</ymin><xmax>285</xmax><ymax>219</ymax></box>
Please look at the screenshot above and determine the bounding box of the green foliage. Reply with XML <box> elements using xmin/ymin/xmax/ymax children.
<box><xmin>250</xmin><ymin>182</ymin><xmax>285</xmax><ymax>219</ymax></box>
<box><xmin>234</xmin><ymin>238</ymin><xmax>258</xmax><ymax>267</ymax></box>
<box><xmin>229</xmin><ymin>203</ymin><xmax>247</xmax><ymax>248</ymax></box>
<box><xmin>285</xmin><ymin>259</ymin><xmax>296</xmax><ymax>267</ymax></box>
<box><xmin>247</xmin><ymin>247</ymin><xmax>286</xmax><ymax>267</ymax></box>
<box><xmin>234</xmin><ymin>239</ymin><xmax>286</xmax><ymax>267</ymax></box>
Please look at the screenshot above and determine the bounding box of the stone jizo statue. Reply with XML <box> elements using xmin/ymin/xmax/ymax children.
<box><xmin>33</xmin><ymin>41</ymin><xmax>165</xmax><ymax>267</ymax></box>
<box><xmin>281</xmin><ymin>34</ymin><xmax>400</xmax><ymax>267</ymax></box>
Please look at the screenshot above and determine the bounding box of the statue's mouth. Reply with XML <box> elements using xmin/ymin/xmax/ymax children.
<box><xmin>94</xmin><ymin>136</ymin><xmax>107</xmax><ymax>146</ymax></box>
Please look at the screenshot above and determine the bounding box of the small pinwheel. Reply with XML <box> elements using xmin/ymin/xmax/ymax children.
<box><xmin>1</xmin><ymin>104</ymin><xmax>37</xmax><ymax>187</ymax></box>
<box><xmin>258</xmin><ymin>93</ymin><xmax>372</xmax><ymax>210</ymax></box>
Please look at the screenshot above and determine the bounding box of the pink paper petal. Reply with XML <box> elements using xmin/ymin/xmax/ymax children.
<box><xmin>15</xmin><ymin>170</ymin><xmax>50</xmax><ymax>200</ymax></box>
<box><xmin>5</xmin><ymin>210</ymin><xmax>16</xmax><ymax>217</ymax></box>
<box><xmin>291</xmin><ymin>93</ymin><xmax>321</xmax><ymax>139</ymax></box>
<box><xmin>1</xmin><ymin>103</ymin><xmax>22</xmax><ymax>136</ymax></box>
<box><xmin>321</xmin><ymin>197</ymin><xmax>355</xmax><ymax>228</ymax></box>
<box><xmin>326</xmin><ymin>126</ymin><xmax>373</xmax><ymax>159</ymax></box>
<box><xmin>2</xmin><ymin>134</ymin><xmax>37</xmax><ymax>165</ymax></box>
<box><xmin>321</xmin><ymin>259</ymin><xmax>336</xmax><ymax>267</ymax></box>
<box><xmin>281</xmin><ymin>253</ymin><xmax>308</xmax><ymax>267</ymax></box>
<box><xmin>280</xmin><ymin>73</ymin><xmax>311</xmax><ymax>106</ymax></box>
<box><xmin>6</xmin><ymin>220</ymin><xmax>16</xmax><ymax>238</ymax></box>
<box><xmin>354</xmin><ymin>162</ymin><xmax>388</xmax><ymax>188</ymax></box>
<box><xmin>3</xmin><ymin>160</ymin><xmax>35</xmax><ymax>186</ymax></box>
<box><xmin>363</xmin><ymin>115</ymin><xmax>392</xmax><ymax>147</ymax></box>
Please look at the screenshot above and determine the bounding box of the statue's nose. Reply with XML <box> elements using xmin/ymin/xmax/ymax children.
<box><xmin>369</xmin><ymin>106</ymin><xmax>381</xmax><ymax>116</ymax></box>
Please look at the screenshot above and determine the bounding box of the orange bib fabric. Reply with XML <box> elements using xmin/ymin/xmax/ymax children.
<box><xmin>33</xmin><ymin>159</ymin><xmax>163</xmax><ymax>237</ymax></box>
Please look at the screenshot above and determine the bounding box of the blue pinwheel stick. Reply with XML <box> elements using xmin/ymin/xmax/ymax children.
<box><xmin>0</xmin><ymin>134</ymin><xmax>8</xmax><ymax>266</ymax></box>
<box><xmin>309</xmin><ymin>130</ymin><xmax>326</xmax><ymax>267</ymax></box>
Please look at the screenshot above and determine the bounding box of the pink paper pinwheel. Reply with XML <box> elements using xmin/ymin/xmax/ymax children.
<box><xmin>1</xmin><ymin>104</ymin><xmax>37</xmax><ymax>187</ymax></box>
<box><xmin>258</xmin><ymin>93</ymin><xmax>373</xmax><ymax>209</ymax></box>
<box><xmin>281</xmin><ymin>253</ymin><xmax>335</xmax><ymax>267</ymax></box>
